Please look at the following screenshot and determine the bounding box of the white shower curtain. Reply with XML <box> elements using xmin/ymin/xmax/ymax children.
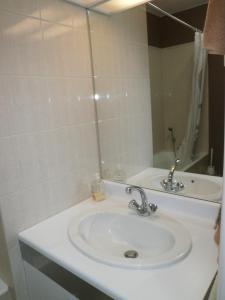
<box><xmin>178</xmin><ymin>32</ymin><xmax>207</xmax><ymax>166</ymax></box>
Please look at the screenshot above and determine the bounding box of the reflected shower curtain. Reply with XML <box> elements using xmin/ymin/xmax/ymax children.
<box><xmin>178</xmin><ymin>32</ymin><xmax>207</xmax><ymax>166</ymax></box>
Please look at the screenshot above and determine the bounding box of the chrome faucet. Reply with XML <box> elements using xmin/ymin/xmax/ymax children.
<box><xmin>125</xmin><ymin>186</ymin><xmax>157</xmax><ymax>216</ymax></box>
<box><xmin>161</xmin><ymin>159</ymin><xmax>184</xmax><ymax>192</ymax></box>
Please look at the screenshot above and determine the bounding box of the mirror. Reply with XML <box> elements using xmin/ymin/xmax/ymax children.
<box><xmin>88</xmin><ymin>0</ymin><xmax>224</xmax><ymax>202</ymax></box>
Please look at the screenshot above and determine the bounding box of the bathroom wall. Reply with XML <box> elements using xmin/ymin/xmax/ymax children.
<box><xmin>148</xmin><ymin>45</ymin><xmax>164</xmax><ymax>153</ymax></box>
<box><xmin>162</xmin><ymin>42</ymin><xmax>209</xmax><ymax>156</ymax></box>
<box><xmin>147</xmin><ymin>4</ymin><xmax>224</xmax><ymax>176</ymax></box>
<box><xmin>149</xmin><ymin>42</ymin><xmax>209</xmax><ymax>157</ymax></box>
<box><xmin>0</xmin><ymin>0</ymin><xmax>99</xmax><ymax>299</ymax></box>
<box><xmin>89</xmin><ymin>7</ymin><xmax>153</xmax><ymax>178</ymax></box>
<box><xmin>0</xmin><ymin>213</ymin><xmax>13</xmax><ymax>295</ymax></box>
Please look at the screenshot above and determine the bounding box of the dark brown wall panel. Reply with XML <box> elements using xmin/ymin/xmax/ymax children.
<box><xmin>208</xmin><ymin>55</ymin><xmax>225</xmax><ymax>176</ymax></box>
<box><xmin>160</xmin><ymin>5</ymin><xmax>207</xmax><ymax>47</ymax></box>
<box><xmin>147</xmin><ymin>12</ymin><xmax>161</xmax><ymax>47</ymax></box>
<box><xmin>147</xmin><ymin>4</ymin><xmax>207</xmax><ymax>48</ymax></box>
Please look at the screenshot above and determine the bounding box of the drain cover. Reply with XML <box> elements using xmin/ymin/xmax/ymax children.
<box><xmin>124</xmin><ymin>250</ymin><xmax>138</xmax><ymax>258</ymax></box>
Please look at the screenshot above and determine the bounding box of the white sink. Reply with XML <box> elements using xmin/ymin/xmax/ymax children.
<box><xmin>68</xmin><ymin>206</ymin><xmax>192</xmax><ymax>269</ymax></box>
<box><xmin>147</xmin><ymin>174</ymin><xmax>222</xmax><ymax>201</ymax></box>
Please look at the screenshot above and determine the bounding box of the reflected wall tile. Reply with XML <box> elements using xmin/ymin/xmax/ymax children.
<box><xmin>91</xmin><ymin>37</ymin><xmax>111</xmax><ymax>77</ymax></box>
<box><xmin>95</xmin><ymin>78</ymin><xmax>115</xmax><ymax>121</ymax></box>
<box><xmin>126</xmin><ymin>7</ymin><xmax>148</xmax><ymax>45</ymax></box>
<box><xmin>89</xmin><ymin>5</ymin><xmax>153</xmax><ymax>178</ymax></box>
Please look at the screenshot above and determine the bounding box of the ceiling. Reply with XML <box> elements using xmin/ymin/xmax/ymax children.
<box><xmin>148</xmin><ymin>0</ymin><xmax>208</xmax><ymax>16</ymax></box>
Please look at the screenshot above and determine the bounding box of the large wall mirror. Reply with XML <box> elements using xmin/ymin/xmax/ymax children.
<box><xmin>88</xmin><ymin>0</ymin><xmax>224</xmax><ymax>202</ymax></box>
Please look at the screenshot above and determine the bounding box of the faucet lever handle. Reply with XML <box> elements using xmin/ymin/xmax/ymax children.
<box><xmin>148</xmin><ymin>203</ymin><xmax>158</xmax><ymax>212</ymax></box>
<box><xmin>128</xmin><ymin>199</ymin><xmax>139</xmax><ymax>210</ymax></box>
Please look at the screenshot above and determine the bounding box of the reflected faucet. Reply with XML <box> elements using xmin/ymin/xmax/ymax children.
<box><xmin>168</xmin><ymin>158</ymin><xmax>180</xmax><ymax>182</ymax></box>
<box><xmin>161</xmin><ymin>159</ymin><xmax>184</xmax><ymax>192</ymax></box>
<box><xmin>168</xmin><ymin>127</ymin><xmax>177</xmax><ymax>157</ymax></box>
<box><xmin>125</xmin><ymin>186</ymin><xmax>157</xmax><ymax>216</ymax></box>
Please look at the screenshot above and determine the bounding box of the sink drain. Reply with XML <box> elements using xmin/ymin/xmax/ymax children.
<box><xmin>124</xmin><ymin>250</ymin><xmax>138</xmax><ymax>258</ymax></box>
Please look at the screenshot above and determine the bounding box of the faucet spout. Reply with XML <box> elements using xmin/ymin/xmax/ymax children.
<box><xmin>168</xmin><ymin>158</ymin><xmax>181</xmax><ymax>182</ymax></box>
<box><xmin>126</xmin><ymin>186</ymin><xmax>157</xmax><ymax>216</ymax></box>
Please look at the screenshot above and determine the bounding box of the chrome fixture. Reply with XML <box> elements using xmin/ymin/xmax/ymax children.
<box><xmin>125</xmin><ymin>186</ymin><xmax>157</xmax><ymax>216</ymax></box>
<box><xmin>168</xmin><ymin>127</ymin><xmax>177</xmax><ymax>157</ymax></box>
<box><xmin>161</xmin><ymin>159</ymin><xmax>184</xmax><ymax>192</ymax></box>
<box><xmin>147</xmin><ymin>2</ymin><xmax>202</xmax><ymax>33</ymax></box>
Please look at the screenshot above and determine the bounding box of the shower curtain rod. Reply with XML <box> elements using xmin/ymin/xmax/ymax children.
<box><xmin>147</xmin><ymin>2</ymin><xmax>202</xmax><ymax>33</ymax></box>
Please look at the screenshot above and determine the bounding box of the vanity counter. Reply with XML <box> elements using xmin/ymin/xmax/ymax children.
<box><xmin>19</xmin><ymin>184</ymin><xmax>219</xmax><ymax>300</ymax></box>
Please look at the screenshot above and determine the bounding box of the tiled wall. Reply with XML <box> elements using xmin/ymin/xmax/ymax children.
<box><xmin>149</xmin><ymin>43</ymin><xmax>208</xmax><ymax>156</ymax></box>
<box><xmin>148</xmin><ymin>46</ymin><xmax>165</xmax><ymax>153</ymax></box>
<box><xmin>0</xmin><ymin>213</ymin><xmax>13</xmax><ymax>290</ymax></box>
<box><xmin>0</xmin><ymin>0</ymin><xmax>99</xmax><ymax>299</ymax></box>
<box><xmin>89</xmin><ymin>7</ymin><xmax>153</xmax><ymax>179</ymax></box>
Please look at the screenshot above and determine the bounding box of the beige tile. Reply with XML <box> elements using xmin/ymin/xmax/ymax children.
<box><xmin>39</xmin><ymin>0</ymin><xmax>87</xmax><ymax>28</ymax></box>
<box><xmin>89</xmin><ymin>5</ymin><xmax>153</xmax><ymax>178</ymax></box>
<box><xmin>39</xmin><ymin>0</ymin><xmax>74</xmax><ymax>26</ymax></box>
<box><xmin>0</xmin><ymin>1</ymin><xmax>100</xmax><ymax>300</ymax></box>
<box><xmin>10</xmin><ymin>77</ymin><xmax>51</xmax><ymax>134</ymax></box>
<box><xmin>0</xmin><ymin>0</ymin><xmax>40</xmax><ymax>18</ymax></box>
<box><xmin>0</xmin><ymin>13</ymin><xmax>42</xmax><ymax>75</ymax></box>
<box><xmin>0</xmin><ymin>137</ymin><xmax>21</xmax><ymax>197</ymax></box>
<box><xmin>0</xmin><ymin>76</ymin><xmax>15</xmax><ymax>137</ymax></box>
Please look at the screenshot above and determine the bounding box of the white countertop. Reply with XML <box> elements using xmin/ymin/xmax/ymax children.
<box><xmin>19</xmin><ymin>183</ymin><xmax>219</xmax><ymax>300</ymax></box>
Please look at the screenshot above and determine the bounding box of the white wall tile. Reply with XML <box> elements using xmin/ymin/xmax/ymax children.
<box><xmin>39</xmin><ymin>0</ymin><xmax>77</xmax><ymax>27</ymax></box>
<box><xmin>0</xmin><ymin>0</ymin><xmax>99</xmax><ymax>299</ymax></box>
<box><xmin>89</xmin><ymin>6</ymin><xmax>153</xmax><ymax>178</ymax></box>
<box><xmin>0</xmin><ymin>13</ymin><xmax>43</xmax><ymax>76</ymax></box>
<box><xmin>0</xmin><ymin>0</ymin><xmax>40</xmax><ymax>18</ymax></box>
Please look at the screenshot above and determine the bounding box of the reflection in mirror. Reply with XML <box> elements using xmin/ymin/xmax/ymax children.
<box><xmin>88</xmin><ymin>1</ymin><xmax>224</xmax><ymax>202</ymax></box>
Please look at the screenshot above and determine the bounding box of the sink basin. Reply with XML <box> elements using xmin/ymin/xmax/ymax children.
<box><xmin>146</xmin><ymin>175</ymin><xmax>221</xmax><ymax>201</ymax></box>
<box><xmin>68</xmin><ymin>207</ymin><xmax>192</xmax><ymax>269</ymax></box>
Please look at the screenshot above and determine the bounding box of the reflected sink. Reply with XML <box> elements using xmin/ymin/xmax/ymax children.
<box><xmin>68</xmin><ymin>207</ymin><xmax>192</xmax><ymax>269</ymax></box>
<box><xmin>147</xmin><ymin>174</ymin><xmax>222</xmax><ymax>201</ymax></box>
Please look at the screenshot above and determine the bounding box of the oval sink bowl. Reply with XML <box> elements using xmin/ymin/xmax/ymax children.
<box><xmin>68</xmin><ymin>207</ymin><xmax>192</xmax><ymax>269</ymax></box>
